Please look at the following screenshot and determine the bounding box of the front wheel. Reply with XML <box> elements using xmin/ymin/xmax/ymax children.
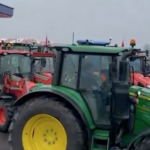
<box><xmin>9</xmin><ymin>96</ymin><xmax>87</xmax><ymax>150</ymax></box>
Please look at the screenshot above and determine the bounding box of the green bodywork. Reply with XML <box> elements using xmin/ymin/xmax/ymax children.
<box><xmin>54</xmin><ymin>44</ymin><xmax>132</xmax><ymax>53</ymax></box>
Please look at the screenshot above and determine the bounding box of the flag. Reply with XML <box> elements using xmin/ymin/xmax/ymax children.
<box><xmin>121</xmin><ymin>40</ymin><xmax>124</xmax><ymax>47</ymax></box>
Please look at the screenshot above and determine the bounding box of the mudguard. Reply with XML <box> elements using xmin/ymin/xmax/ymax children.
<box><xmin>126</xmin><ymin>127</ymin><xmax>150</xmax><ymax>150</ymax></box>
<box><xmin>13</xmin><ymin>88</ymin><xmax>95</xmax><ymax>129</ymax></box>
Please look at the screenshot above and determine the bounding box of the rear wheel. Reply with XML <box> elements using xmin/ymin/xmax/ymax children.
<box><xmin>0</xmin><ymin>100</ymin><xmax>13</xmax><ymax>132</ymax></box>
<box><xmin>135</xmin><ymin>136</ymin><xmax>150</xmax><ymax>150</ymax></box>
<box><xmin>9</xmin><ymin>96</ymin><xmax>87</xmax><ymax>150</ymax></box>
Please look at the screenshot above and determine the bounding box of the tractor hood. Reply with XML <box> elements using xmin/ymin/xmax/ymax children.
<box><xmin>130</xmin><ymin>73</ymin><xmax>150</xmax><ymax>87</ymax></box>
<box><xmin>129</xmin><ymin>85</ymin><xmax>150</xmax><ymax>101</ymax></box>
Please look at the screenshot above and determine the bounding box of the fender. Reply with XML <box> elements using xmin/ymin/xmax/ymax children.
<box><xmin>126</xmin><ymin>127</ymin><xmax>150</xmax><ymax>150</ymax></box>
<box><xmin>13</xmin><ymin>88</ymin><xmax>95</xmax><ymax>129</ymax></box>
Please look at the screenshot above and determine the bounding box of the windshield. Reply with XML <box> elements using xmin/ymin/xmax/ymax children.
<box><xmin>0</xmin><ymin>54</ymin><xmax>31</xmax><ymax>74</ymax></box>
<box><xmin>130</xmin><ymin>59</ymin><xmax>142</xmax><ymax>72</ymax></box>
<box><xmin>33</xmin><ymin>57</ymin><xmax>54</xmax><ymax>73</ymax></box>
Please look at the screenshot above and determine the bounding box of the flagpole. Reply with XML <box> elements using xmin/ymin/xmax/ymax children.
<box><xmin>72</xmin><ymin>32</ymin><xmax>74</xmax><ymax>44</ymax></box>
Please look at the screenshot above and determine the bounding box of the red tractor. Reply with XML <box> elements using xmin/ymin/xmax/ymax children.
<box><xmin>0</xmin><ymin>50</ymin><xmax>54</xmax><ymax>132</ymax></box>
<box><xmin>129</xmin><ymin>51</ymin><xmax>150</xmax><ymax>88</ymax></box>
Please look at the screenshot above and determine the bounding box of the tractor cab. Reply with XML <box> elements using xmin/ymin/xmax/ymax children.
<box><xmin>0</xmin><ymin>50</ymin><xmax>32</xmax><ymax>79</ymax></box>
<box><xmin>31</xmin><ymin>52</ymin><xmax>54</xmax><ymax>84</ymax></box>
<box><xmin>51</xmin><ymin>44</ymin><xmax>143</xmax><ymax>149</ymax></box>
<box><xmin>0</xmin><ymin>50</ymin><xmax>35</xmax><ymax>99</ymax></box>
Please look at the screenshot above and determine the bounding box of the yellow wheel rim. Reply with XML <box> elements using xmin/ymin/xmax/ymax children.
<box><xmin>22</xmin><ymin>114</ymin><xmax>67</xmax><ymax>150</ymax></box>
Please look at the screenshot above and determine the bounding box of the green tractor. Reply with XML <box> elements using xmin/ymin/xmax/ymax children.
<box><xmin>9</xmin><ymin>45</ymin><xmax>150</xmax><ymax>150</ymax></box>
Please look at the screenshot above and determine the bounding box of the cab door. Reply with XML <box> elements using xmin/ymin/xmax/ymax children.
<box><xmin>79</xmin><ymin>54</ymin><xmax>112</xmax><ymax>128</ymax></box>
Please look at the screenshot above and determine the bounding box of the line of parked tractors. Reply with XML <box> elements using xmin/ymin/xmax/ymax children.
<box><xmin>0</xmin><ymin>39</ymin><xmax>150</xmax><ymax>150</ymax></box>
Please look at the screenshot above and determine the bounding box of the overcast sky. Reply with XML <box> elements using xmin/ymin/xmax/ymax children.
<box><xmin>0</xmin><ymin>0</ymin><xmax>150</xmax><ymax>47</ymax></box>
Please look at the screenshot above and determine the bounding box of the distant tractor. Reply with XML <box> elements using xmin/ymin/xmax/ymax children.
<box><xmin>0</xmin><ymin>50</ymin><xmax>54</xmax><ymax>132</ymax></box>
<box><xmin>8</xmin><ymin>44</ymin><xmax>150</xmax><ymax>150</ymax></box>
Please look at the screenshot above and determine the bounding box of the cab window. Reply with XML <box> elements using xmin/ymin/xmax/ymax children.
<box><xmin>79</xmin><ymin>55</ymin><xmax>111</xmax><ymax>89</ymax></box>
<box><xmin>79</xmin><ymin>54</ymin><xmax>112</xmax><ymax>126</ymax></box>
<box><xmin>60</xmin><ymin>54</ymin><xmax>79</xmax><ymax>89</ymax></box>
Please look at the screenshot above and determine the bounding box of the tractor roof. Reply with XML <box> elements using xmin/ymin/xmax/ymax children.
<box><xmin>0</xmin><ymin>50</ymin><xmax>30</xmax><ymax>54</ymax></box>
<box><xmin>11</xmin><ymin>43</ymin><xmax>32</xmax><ymax>46</ymax></box>
<box><xmin>54</xmin><ymin>44</ymin><xmax>133</xmax><ymax>54</ymax></box>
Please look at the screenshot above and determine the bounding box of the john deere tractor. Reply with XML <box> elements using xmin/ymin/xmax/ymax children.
<box><xmin>9</xmin><ymin>45</ymin><xmax>150</xmax><ymax>150</ymax></box>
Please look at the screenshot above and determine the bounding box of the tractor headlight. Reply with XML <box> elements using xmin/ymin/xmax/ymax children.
<box><xmin>147</xmin><ymin>85</ymin><xmax>150</xmax><ymax>89</ymax></box>
<box><xmin>135</xmin><ymin>91</ymin><xmax>141</xmax><ymax>98</ymax></box>
<box><xmin>137</xmin><ymin>91</ymin><xmax>141</xmax><ymax>96</ymax></box>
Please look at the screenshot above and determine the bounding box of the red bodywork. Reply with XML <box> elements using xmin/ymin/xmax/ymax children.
<box><xmin>0</xmin><ymin>50</ymin><xmax>54</xmax><ymax>99</ymax></box>
<box><xmin>3</xmin><ymin>74</ymin><xmax>35</xmax><ymax>99</ymax></box>
<box><xmin>130</xmin><ymin>72</ymin><xmax>150</xmax><ymax>87</ymax></box>
<box><xmin>0</xmin><ymin>50</ymin><xmax>36</xmax><ymax>99</ymax></box>
<box><xmin>31</xmin><ymin>52</ymin><xmax>54</xmax><ymax>85</ymax></box>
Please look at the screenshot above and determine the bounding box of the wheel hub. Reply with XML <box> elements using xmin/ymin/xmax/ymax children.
<box><xmin>43</xmin><ymin>128</ymin><xmax>58</xmax><ymax>145</ymax></box>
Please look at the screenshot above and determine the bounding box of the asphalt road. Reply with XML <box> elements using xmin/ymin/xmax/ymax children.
<box><xmin>0</xmin><ymin>132</ymin><xmax>10</xmax><ymax>150</ymax></box>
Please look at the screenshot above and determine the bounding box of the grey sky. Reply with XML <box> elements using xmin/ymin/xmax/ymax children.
<box><xmin>0</xmin><ymin>0</ymin><xmax>150</xmax><ymax>47</ymax></box>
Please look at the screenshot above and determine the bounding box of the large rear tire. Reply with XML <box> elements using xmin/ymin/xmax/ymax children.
<box><xmin>0</xmin><ymin>100</ymin><xmax>14</xmax><ymax>132</ymax></box>
<box><xmin>9</xmin><ymin>96</ymin><xmax>87</xmax><ymax>150</ymax></box>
